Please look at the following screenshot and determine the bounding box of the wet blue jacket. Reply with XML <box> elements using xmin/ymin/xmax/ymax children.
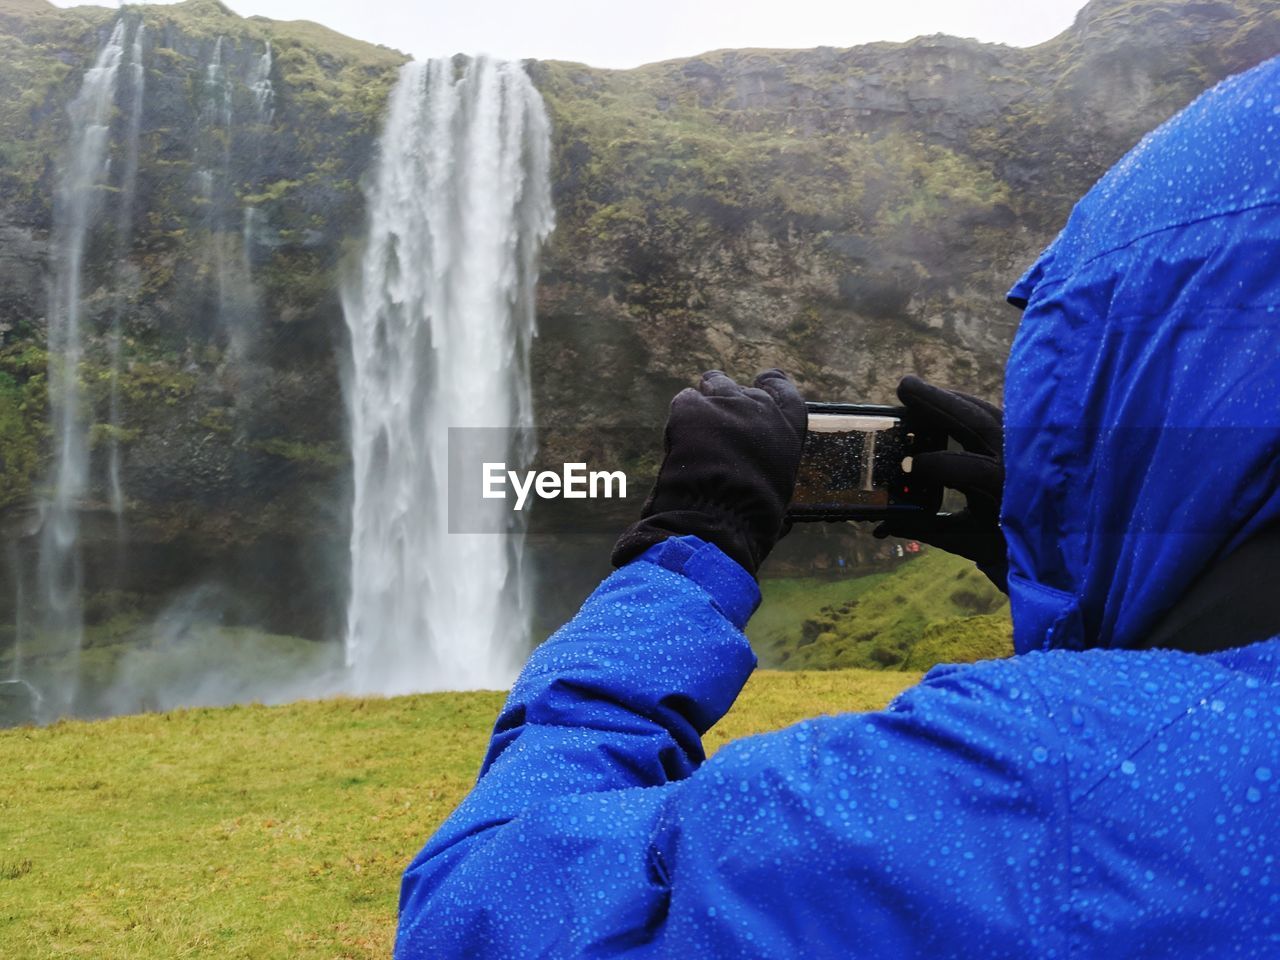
<box><xmin>397</xmin><ymin>56</ymin><xmax>1280</xmax><ymax>958</ymax></box>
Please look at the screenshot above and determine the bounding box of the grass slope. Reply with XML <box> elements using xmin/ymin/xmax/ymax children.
<box><xmin>0</xmin><ymin>669</ymin><xmax>918</xmax><ymax>958</ymax></box>
<box><xmin>749</xmin><ymin>549</ymin><xmax>1013</xmax><ymax>670</ymax></box>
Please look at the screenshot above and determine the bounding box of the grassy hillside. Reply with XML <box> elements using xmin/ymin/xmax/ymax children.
<box><xmin>749</xmin><ymin>548</ymin><xmax>1013</xmax><ymax>669</ymax></box>
<box><xmin>0</xmin><ymin>668</ymin><xmax>918</xmax><ymax>958</ymax></box>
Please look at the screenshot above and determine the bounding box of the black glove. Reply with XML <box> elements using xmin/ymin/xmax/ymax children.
<box><xmin>873</xmin><ymin>375</ymin><xmax>1008</xmax><ymax>592</ymax></box>
<box><xmin>612</xmin><ymin>369</ymin><xmax>807</xmax><ymax>577</ymax></box>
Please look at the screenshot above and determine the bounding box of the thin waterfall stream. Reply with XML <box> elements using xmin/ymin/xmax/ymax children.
<box><xmin>36</xmin><ymin>21</ymin><xmax>127</xmax><ymax>717</ymax></box>
<box><xmin>107</xmin><ymin>22</ymin><xmax>145</xmax><ymax>520</ymax></box>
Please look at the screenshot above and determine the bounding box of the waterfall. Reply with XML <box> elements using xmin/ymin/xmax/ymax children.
<box><xmin>196</xmin><ymin>36</ymin><xmax>236</xmax><ymax>349</ymax></box>
<box><xmin>107</xmin><ymin>21</ymin><xmax>146</xmax><ymax>519</ymax></box>
<box><xmin>198</xmin><ymin>39</ymin><xmax>231</xmax><ymax>186</ymax></box>
<box><xmin>194</xmin><ymin>35</ymin><xmax>271</xmax><ymax>361</ymax></box>
<box><xmin>38</xmin><ymin>20</ymin><xmax>126</xmax><ymax>716</ymax></box>
<box><xmin>241</xmin><ymin>41</ymin><xmax>273</xmax><ymax>286</ymax></box>
<box><xmin>197</xmin><ymin>36</ymin><xmax>234</xmax><ymax>189</ymax></box>
<box><xmin>342</xmin><ymin>57</ymin><xmax>554</xmax><ymax>695</ymax></box>
<box><xmin>241</xmin><ymin>205</ymin><xmax>259</xmax><ymax>267</ymax></box>
<box><xmin>248</xmin><ymin>41</ymin><xmax>274</xmax><ymax>125</ymax></box>
<box><xmin>7</xmin><ymin>543</ymin><xmax>25</xmax><ymax>683</ymax></box>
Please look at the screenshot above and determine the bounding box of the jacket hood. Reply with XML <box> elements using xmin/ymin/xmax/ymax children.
<box><xmin>1002</xmin><ymin>54</ymin><xmax>1280</xmax><ymax>654</ymax></box>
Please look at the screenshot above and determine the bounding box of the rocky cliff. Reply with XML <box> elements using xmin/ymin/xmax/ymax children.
<box><xmin>0</xmin><ymin>0</ymin><xmax>1275</xmax><ymax>635</ymax></box>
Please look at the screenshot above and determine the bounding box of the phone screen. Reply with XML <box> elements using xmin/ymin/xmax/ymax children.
<box><xmin>788</xmin><ymin>403</ymin><xmax>945</xmax><ymax>521</ymax></box>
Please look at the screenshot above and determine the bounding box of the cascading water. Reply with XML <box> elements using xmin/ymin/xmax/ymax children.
<box><xmin>37</xmin><ymin>20</ymin><xmax>127</xmax><ymax>716</ymax></box>
<box><xmin>107</xmin><ymin>22</ymin><xmax>146</xmax><ymax>519</ymax></box>
<box><xmin>342</xmin><ymin>57</ymin><xmax>554</xmax><ymax>695</ymax></box>
<box><xmin>196</xmin><ymin>36</ymin><xmax>234</xmax><ymax>199</ymax></box>
<box><xmin>196</xmin><ymin>36</ymin><xmax>244</xmax><ymax>354</ymax></box>
<box><xmin>7</xmin><ymin>543</ymin><xmax>25</xmax><ymax>683</ymax></box>
<box><xmin>241</xmin><ymin>41</ymin><xmax>273</xmax><ymax>308</ymax></box>
<box><xmin>248</xmin><ymin>41</ymin><xmax>274</xmax><ymax>125</ymax></box>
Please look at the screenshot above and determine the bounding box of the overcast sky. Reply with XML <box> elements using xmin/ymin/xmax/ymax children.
<box><xmin>48</xmin><ymin>0</ymin><xmax>1089</xmax><ymax>68</ymax></box>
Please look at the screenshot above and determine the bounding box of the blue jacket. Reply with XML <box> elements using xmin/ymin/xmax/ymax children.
<box><xmin>397</xmin><ymin>56</ymin><xmax>1280</xmax><ymax>958</ymax></box>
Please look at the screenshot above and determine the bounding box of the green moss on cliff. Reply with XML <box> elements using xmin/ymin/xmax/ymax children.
<box><xmin>0</xmin><ymin>342</ymin><xmax>48</xmax><ymax>506</ymax></box>
<box><xmin>0</xmin><ymin>370</ymin><xmax>43</xmax><ymax>505</ymax></box>
<box><xmin>252</xmin><ymin>437</ymin><xmax>345</xmax><ymax>469</ymax></box>
<box><xmin>0</xmin><ymin>0</ymin><xmax>409</xmax><ymax>527</ymax></box>
<box><xmin>114</xmin><ymin>360</ymin><xmax>195</xmax><ymax>405</ymax></box>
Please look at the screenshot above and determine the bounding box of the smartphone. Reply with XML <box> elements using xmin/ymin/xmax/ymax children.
<box><xmin>787</xmin><ymin>402</ymin><xmax>946</xmax><ymax>521</ymax></box>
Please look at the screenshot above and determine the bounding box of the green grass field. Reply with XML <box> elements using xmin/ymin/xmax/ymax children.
<box><xmin>0</xmin><ymin>668</ymin><xmax>920</xmax><ymax>959</ymax></box>
<box><xmin>0</xmin><ymin>550</ymin><xmax>1016</xmax><ymax>956</ymax></box>
<box><xmin>749</xmin><ymin>549</ymin><xmax>1012</xmax><ymax>669</ymax></box>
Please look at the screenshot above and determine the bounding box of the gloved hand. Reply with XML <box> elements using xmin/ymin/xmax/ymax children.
<box><xmin>612</xmin><ymin>369</ymin><xmax>807</xmax><ymax>577</ymax></box>
<box><xmin>873</xmin><ymin>375</ymin><xmax>1008</xmax><ymax>592</ymax></box>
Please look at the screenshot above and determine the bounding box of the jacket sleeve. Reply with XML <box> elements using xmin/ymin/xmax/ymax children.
<box><xmin>395</xmin><ymin>535</ymin><xmax>761</xmax><ymax>958</ymax></box>
<box><xmin>396</xmin><ymin>541</ymin><xmax>1066</xmax><ymax>960</ymax></box>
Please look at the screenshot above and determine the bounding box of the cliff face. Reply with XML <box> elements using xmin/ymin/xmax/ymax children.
<box><xmin>0</xmin><ymin>0</ymin><xmax>403</xmax><ymax>537</ymax></box>
<box><xmin>529</xmin><ymin>0</ymin><xmax>1277</xmax><ymax>475</ymax></box>
<box><xmin>0</xmin><ymin>0</ymin><xmax>1275</xmax><ymax>631</ymax></box>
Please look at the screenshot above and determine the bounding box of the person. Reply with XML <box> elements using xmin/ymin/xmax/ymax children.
<box><xmin>395</xmin><ymin>54</ymin><xmax>1280</xmax><ymax>959</ymax></box>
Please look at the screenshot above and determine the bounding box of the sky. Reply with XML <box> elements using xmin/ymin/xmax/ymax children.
<box><xmin>47</xmin><ymin>0</ymin><xmax>1090</xmax><ymax>69</ymax></box>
